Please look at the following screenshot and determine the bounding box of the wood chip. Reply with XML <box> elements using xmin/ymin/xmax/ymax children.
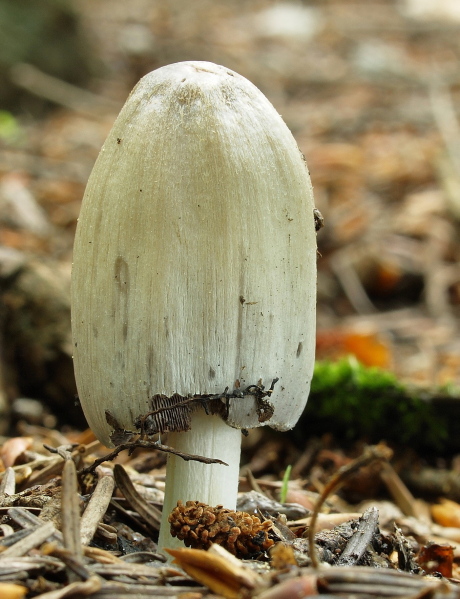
<box><xmin>89</xmin><ymin>562</ymin><xmax>161</xmax><ymax>578</ymax></box>
<box><xmin>82</xmin><ymin>545</ymin><xmax>126</xmax><ymax>565</ymax></box>
<box><xmin>61</xmin><ymin>459</ymin><xmax>83</xmax><ymax>583</ymax></box>
<box><xmin>166</xmin><ymin>545</ymin><xmax>263</xmax><ymax>599</ymax></box>
<box><xmin>113</xmin><ymin>464</ymin><xmax>162</xmax><ymax>533</ymax></box>
<box><xmin>91</xmin><ymin>583</ymin><xmax>204</xmax><ymax>598</ymax></box>
<box><xmin>0</xmin><ymin>525</ymin><xmax>44</xmax><ymax>548</ymax></box>
<box><xmin>0</xmin><ymin>524</ymin><xmax>15</xmax><ymax>538</ymax></box>
<box><xmin>44</xmin><ymin>545</ymin><xmax>93</xmax><ymax>581</ymax></box>
<box><xmin>61</xmin><ymin>460</ymin><xmax>82</xmax><ymax>559</ymax></box>
<box><xmin>7</xmin><ymin>507</ymin><xmax>62</xmax><ymax>544</ymax></box>
<box><xmin>0</xmin><ymin>521</ymin><xmax>55</xmax><ymax>558</ymax></box>
<box><xmin>379</xmin><ymin>461</ymin><xmax>418</xmax><ymax>518</ymax></box>
<box><xmin>0</xmin><ymin>467</ymin><xmax>16</xmax><ymax>496</ymax></box>
<box><xmin>26</xmin><ymin>457</ymin><xmax>65</xmax><ymax>487</ymax></box>
<box><xmin>336</xmin><ymin>507</ymin><xmax>379</xmax><ymax>566</ymax></box>
<box><xmin>319</xmin><ymin>566</ymin><xmax>444</xmax><ymax>596</ymax></box>
<box><xmin>80</xmin><ymin>473</ymin><xmax>115</xmax><ymax>545</ymax></box>
<box><xmin>31</xmin><ymin>574</ymin><xmax>101</xmax><ymax>599</ymax></box>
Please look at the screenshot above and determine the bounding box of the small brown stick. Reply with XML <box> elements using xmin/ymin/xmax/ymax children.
<box><xmin>429</xmin><ymin>80</ymin><xmax>460</xmax><ymax>175</ymax></box>
<box><xmin>8</xmin><ymin>507</ymin><xmax>63</xmax><ymax>544</ymax></box>
<box><xmin>76</xmin><ymin>440</ymin><xmax>105</xmax><ymax>457</ymax></box>
<box><xmin>113</xmin><ymin>464</ymin><xmax>162</xmax><ymax>533</ymax></box>
<box><xmin>0</xmin><ymin>456</ymin><xmax>59</xmax><ymax>481</ymax></box>
<box><xmin>26</xmin><ymin>457</ymin><xmax>66</xmax><ymax>487</ymax></box>
<box><xmin>308</xmin><ymin>444</ymin><xmax>393</xmax><ymax>569</ymax></box>
<box><xmin>43</xmin><ymin>444</ymin><xmax>77</xmax><ymax>460</ymax></box>
<box><xmin>43</xmin><ymin>544</ymin><xmax>94</xmax><ymax>581</ymax></box>
<box><xmin>83</xmin><ymin>545</ymin><xmax>126</xmax><ymax>564</ymax></box>
<box><xmin>329</xmin><ymin>251</ymin><xmax>376</xmax><ymax>314</ymax></box>
<box><xmin>0</xmin><ymin>521</ymin><xmax>55</xmax><ymax>558</ymax></box>
<box><xmin>80</xmin><ymin>473</ymin><xmax>115</xmax><ymax>546</ymax></box>
<box><xmin>10</xmin><ymin>62</ymin><xmax>119</xmax><ymax>117</ymax></box>
<box><xmin>317</xmin><ymin>565</ymin><xmax>447</xmax><ymax>596</ymax></box>
<box><xmin>379</xmin><ymin>461</ymin><xmax>418</xmax><ymax>518</ymax></box>
<box><xmin>79</xmin><ymin>438</ymin><xmax>228</xmax><ymax>476</ymax></box>
<box><xmin>108</xmin><ymin>499</ymin><xmax>154</xmax><ymax>539</ymax></box>
<box><xmin>245</xmin><ymin>467</ymin><xmax>266</xmax><ymax>496</ymax></box>
<box><xmin>0</xmin><ymin>524</ymin><xmax>44</xmax><ymax>548</ymax></box>
<box><xmin>0</xmin><ymin>468</ymin><xmax>16</xmax><ymax>496</ymax></box>
<box><xmin>61</xmin><ymin>460</ymin><xmax>83</xmax><ymax>581</ymax></box>
<box><xmin>31</xmin><ymin>573</ymin><xmax>101</xmax><ymax>599</ymax></box>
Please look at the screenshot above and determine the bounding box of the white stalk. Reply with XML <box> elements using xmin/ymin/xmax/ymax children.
<box><xmin>158</xmin><ymin>410</ymin><xmax>241</xmax><ymax>550</ymax></box>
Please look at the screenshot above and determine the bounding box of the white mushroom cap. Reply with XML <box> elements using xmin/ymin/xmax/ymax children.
<box><xmin>71</xmin><ymin>61</ymin><xmax>316</xmax><ymax>448</ymax></box>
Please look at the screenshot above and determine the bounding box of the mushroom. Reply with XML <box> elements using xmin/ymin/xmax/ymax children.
<box><xmin>71</xmin><ymin>61</ymin><xmax>317</xmax><ymax>550</ymax></box>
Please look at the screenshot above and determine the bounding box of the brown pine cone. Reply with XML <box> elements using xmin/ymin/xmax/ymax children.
<box><xmin>168</xmin><ymin>500</ymin><xmax>275</xmax><ymax>557</ymax></box>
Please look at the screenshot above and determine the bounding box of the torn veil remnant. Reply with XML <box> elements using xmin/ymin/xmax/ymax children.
<box><xmin>135</xmin><ymin>378</ymin><xmax>279</xmax><ymax>439</ymax></box>
<box><xmin>71</xmin><ymin>61</ymin><xmax>317</xmax><ymax>551</ymax></box>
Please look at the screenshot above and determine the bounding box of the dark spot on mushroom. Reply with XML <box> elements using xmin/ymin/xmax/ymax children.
<box><xmin>239</xmin><ymin>295</ymin><xmax>245</xmax><ymax>305</ymax></box>
<box><xmin>209</xmin><ymin>367</ymin><xmax>216</xmax><ymax>380</ymax></box>
<box><xmin>117</xmin><ymin>138</ymin><xmax>122</xmax><ymax>144</ymax></box>
<box><xmin>296</xmin><ymin>342</ymin><xmax>303</xmax><ymax>357</ymax></box>
<box><xmin>114</xmin><ymin>257</ymin><xmax>130</xmax><ymax>293</ymax></box>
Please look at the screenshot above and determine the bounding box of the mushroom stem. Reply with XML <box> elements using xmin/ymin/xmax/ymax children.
<box><xmin>158</xmin><ymin>409</ymin><xmax>241</xmax><ymax>550</ymax></box>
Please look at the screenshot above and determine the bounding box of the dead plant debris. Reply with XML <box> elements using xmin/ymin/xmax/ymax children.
<box><xmin>0</xmin><ymin>435</ymin><xmax>458</xmax><ymax>597</ymax></box>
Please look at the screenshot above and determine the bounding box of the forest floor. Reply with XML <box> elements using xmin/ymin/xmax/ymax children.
<box><xmin>1</xmin><ymin>0</ymin><xmax>460</xmax><ymax>597</ymax></box>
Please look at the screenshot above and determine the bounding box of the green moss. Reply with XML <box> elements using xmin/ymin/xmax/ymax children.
<box><xmin>296</xmin><ymin>357</ymin><xmax>450</xmax><ymax>452</ymax></box>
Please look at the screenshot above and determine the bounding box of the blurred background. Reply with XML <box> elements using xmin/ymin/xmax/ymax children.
<box><xmin>1</xmin><ymin>0</ymin><xmax>460</xmax><ymax>433</ymax></box>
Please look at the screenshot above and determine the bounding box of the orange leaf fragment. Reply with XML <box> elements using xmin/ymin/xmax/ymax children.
<box><xmin>342</xmin><ymin>333</ymin><xmax>391</xmax><ymax>369</ymax></box>
<box><xmin>166</xmin><ymin>545</ymin><xmax>261</xmax><ymax>599</ymax></box>
<box><xmin>0</xmin><ymin>437</ymin><xmax>33</xmax><ymax>469</ymax></box>
<box><xmin>0</xmin><ymin>583</ymin><xmax>27</xmax><ymax>599</ymax></box>
<box><xmin>431</xmin><ymin>498</ymin><xmax>460</xmax><ymax>528</ymax></box>
<box><xmin>316</xmin><ymin>329</ymin><xmax>391</xmax><ymax>369</ymax></box>
<box><xmin>418</xmin><ymin>542</ymin><xmax>453</xmax><ymax>578</ymax></box>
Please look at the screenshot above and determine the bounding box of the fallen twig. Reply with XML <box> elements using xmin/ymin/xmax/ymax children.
<box><xmin>335</xmin><ymin>507</ymin><xmax>379</xmax><ymax>566</ymax></box>
<box><xmin>79</xmin><ymin>438</ymin><xmax>228</xmax><ymax>476</ymax></box>
<box><xmin>308</xmin><ymin>444</ymin><xmax>393</xmax><ymax>568</ymax></box>
<box><xmin>10</xmin><ymin>63</ymin><xmax>120</xmax><ymax>117</ymax></box>
<box><xmin>61</xmin><ymin>460</ymin><xmax>83</xmax><ymax>581</ymax></box>
<box><xmin>113</xmin><ymin>464</ymin><xmax>162</xmax><ymax>533</ymax></box>
<box><xmin>80</xmin><ymin>473</ymin><xmax>115</xmax><ymax>546</ymax></box>
<box><xmin>0</xmin><ymin>521</ymin><xmax>55</xmax><ymax>558</ymax></box>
